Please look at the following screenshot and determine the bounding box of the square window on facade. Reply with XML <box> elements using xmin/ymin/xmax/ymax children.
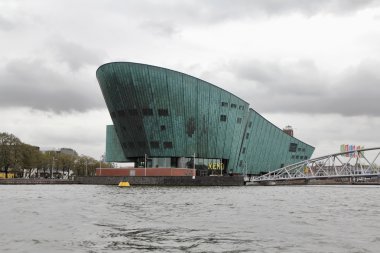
<box><xmin>142</xmin><ymin>108</ymin><xmax>153</xmax><ymax>116</ymax></box>
<box><xmin>163</xmin><ymin>142</ymin><xmax>173</xmax><ymax>149</ymax></box>
<box><xmin>158</xmin><ymin>109</ymin><xmax>169</xmax><ymax>116</ymax></box>
<box><xmin>231</xmin><ymin>103</ymin><xmax>237</xmax><ymax>108</ymax></box>
<box><xmin>220</xmin><ymin>115</ymin><xmax>227</xmax><ymax>122</ymax></box>
<box><xmin>246</xmin><ymin>133</ymin><xmax>249</xmax><ymax>139</ymax></box>
<box><xmin>302</xmin><ymin>148</ymin><xmax>305</xmax><ymax>152</ymax></box>
<box><xmin>150</xmin><ymin>141</ymin><xmax>159</xmax><ymax>149</ymax></box>
<box><xmin>128</xmin><ymin>109</ymin><xmax>138</xmax><ymax>116</ymax></box>
<box><xmin>248</xmin><ymin>122</ymin><xmax>252</xmax><ymax>128</ymax></box>
<box><xmin>289</xmin><ymin>143</ymin><xmax>297</xmax><ymax>152</ymax></box>
<box><xmin>296</xmin><ymin>155</ymin><xmax>299</xmax><ymax>159</ymax></box>
<box><xmin>237</xmin><ymin>118</ymin><xmax>242</xmax><ymax>124</ymax></box>
<box><xmin>221</xmin><ymin>102</ymin><xmax>228</xmax><ymax>107</ymax></box>
<box><xmin>117</xmin><ymin>110</ymin><xmax>125</xmax><ymax>117</ymax></box>
<box><xmin>291</xmin><ymin>155</ymin><xmax>295</xmax><ymax>159</ymax></box>
<box><xmin>138</xmin><ymin>142</ymin><xmax>146</xmax><ymax>148</ymax></box>
<box><xmin>242</xmin><ymin>147</ymin><xmax>246</xmax><ymax>154</ymax></box>
<box><xmin>160</xmin><ymin>125</ymin><xmax>166</xmax><ymax>131</ymax></box>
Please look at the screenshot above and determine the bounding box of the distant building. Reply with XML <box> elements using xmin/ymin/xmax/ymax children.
<box><xmin>97</xmin><ymin>62</ymin><xmax>314</xmax><ymax>175</ymax></box>
<box><xmin>59</xmin><ymin>148</ymin><xmax>78</xmax><ymax>156</ymax></box>
<box><xmin>283</xmin><ymin>125</ymin><xmax>294</xmax><ymax>137</ymax></box>
<box><xmin>41</xmin><ymin>147</ymin><xmax>78</xmax><ymax>156</ymax></box>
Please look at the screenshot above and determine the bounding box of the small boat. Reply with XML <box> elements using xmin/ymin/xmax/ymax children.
<box><xmin>118</xmin><ymin>181</ymin><xmax>130</xmax><ymax>187</ymax></box>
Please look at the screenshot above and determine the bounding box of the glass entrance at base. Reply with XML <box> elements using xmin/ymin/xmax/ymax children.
<box><xmin>178</xmin><ymin>157</ymin><xmax>227</xmax><ymax>176</ymax></box>
<box><xmin>135</xmin><ymin>156</ymin><xmax>228</xmax><ymax>175</ymax></box>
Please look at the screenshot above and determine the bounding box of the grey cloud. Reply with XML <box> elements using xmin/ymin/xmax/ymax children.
<box><xmin>48</xmin><ymin>37</ymin><xmax>106</xmax><ymax>71</ymax></box>
<box><xmin>108</xmin><ymin>0</ymin><xmax>379</xmax><ymax>27</ymax></box>
<box><xmin>140</xmin><ymin>20</ymin><xmax>179</xmax><ymax>37</ymax></box>
<box><xmin>226</xmin><ymin>59</ymin><xmax>380</xmax><ymax>116</ymax></box>
<box><xmin>0</xmin><ymin>59</ymin><xmax>105</xmax><ymax>112</ymax></box>
<box><xmin>0</xmin><ymin>15</ymin><xmax>14</xmax><ymax>30</ymax></box>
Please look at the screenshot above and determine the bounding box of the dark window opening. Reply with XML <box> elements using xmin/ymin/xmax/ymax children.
<box><xmin>291</xmin><ymin>155</ymin><xmax>295</xmax><ymax>159</ymax></box>
<box><xmin>221</xmin><ymin>102</ymin><xmax>228</xmax><ymax>107</ymax></box>
<box><xmin>237</xmin><ymin>117</ymin><xmax>242</xmax><ymax>124</ymax></box>
<box><xmin>289</xmin><ymin>143</ymin><xmax>297</xmax><ymax>152</ymax></box>
<box><xmin>150</xmin><ymin>141</ymin><xmax>159</xmax><ymax>149</ymax></box>
<box><xmin>297</xmin><ymin>148</ymin><xmax>301</xmax><ymax>151</ymax></box>
<box><xmin>138</xmin><ymin>142</ymin><xmax>146</xmax><ymax>148</ymax></box>
<box><xmin>296</xmin><ymin>155</ymin><xmax>299</xmax><ymax>159</ymax></box>
<box><xmin>239</xmin><ymin>160</ymin><xmax>243</xmax><ymax>167</ymax></box>
<box><xmin>117</xmin><ymin>110</ymin><xmax>125</xmax><ymax>117</ymax></box>
<box><xmin>142</xmin><ymin>108</ymin><xmax>153</xmax><ymax>116</ymax></box>
<box><xmin>163</xmin><ymin>142</ymin><xmax>173</xmax><ymax>149</ymax></box>
<box><xmin>280</xmin><ymin>164</ymin><xmax>284</xmax><ymax>168</ymax></box>
<box><xmin>110</xmin><ymin>112</ymin><xmax>116</xmax><ymax>118</ymax></box>
<box><xmin>231</xmin><ymin>103</ymin><xmax>237</xmax><ymax>108</ymax></box>
<box><xmin>302</xmin><ymin>148</ymin><xmax>305</xmax><ymax>152</ymax></box>
<box><xmin>246</xmin><ymin>133</ymin><xmax>249</xmax><ymax>139</ymax></box>
<box><xmin>220</xmin><ymin>115</ymin><xmax>227</xmax><ymax>122</ymax></box>
<box><xmin>248</xmin><ymin>122</ymin><xmax>252</xmax><ymax>128</ymax></box>
<box><xmin>239</xmin><ymin>105</ymin><xmax>245</xmax><ymax>110</ymax></box>
<box><xmin>160</xmin><ymin>125</ymin><xmax>166</xmax><ymax>131</ymax></box>
<box><xmin>128</xmin><ymin>109</ymin><xmax>138</xmax><ymax>116</ymax></box>
<box><xmin>242</xmin><ymin>147</ymin><xmax>246</xmax><ymax>154</ymax></box>
<box><xmin>158</xmin><ymin>109</ymin><xmax>169</xmax><ymax>116</ymax></box>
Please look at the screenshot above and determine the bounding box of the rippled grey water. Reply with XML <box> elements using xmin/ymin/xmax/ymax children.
<box><xmin>0</xmin><ymin>185</ymin><xmax>379</xmax><ymax>253</ymax></box>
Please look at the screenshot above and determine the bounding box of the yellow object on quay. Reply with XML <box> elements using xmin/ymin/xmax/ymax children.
<box><xmin>118</xmin><ymin>181</ymin><xmax>130</xmax><ymax>187</ymax></box>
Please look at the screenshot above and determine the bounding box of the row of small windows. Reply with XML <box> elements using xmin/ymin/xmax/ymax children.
<box><xmin>292</xmin><ymin>155</ymin><xmax>308</xmax><ymax>160</ymax></box>
<box><xmin>111</xmin><ymin>108</ymin><xmax>169</xmax><ymax>118</ymax></box>
<box><xmin>221</xmin><ymin>102</ymin><xmax>245</xmax><ymax>110</ymax></box>
<box><xmin>122</xmin><ymin>141</ymin><xmax>173</xmax><ymax>149</ymax></box>
<box><xmin>289</xmin><ymin>143</ymin><xmax>306</xmax><ymax>153</ymax></box>
<box><xmin>220</xmin><ymin>115</ymin><xmax>243</xmax><ymax>124</ymax></box>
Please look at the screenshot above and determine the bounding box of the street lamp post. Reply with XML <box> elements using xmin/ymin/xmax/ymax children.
<box><xmin>99</xmin><ymin>155</ymin><xmax>104</xmax><ymax>176</ymax></box>
<box><xmin>51</xmin><ymin>157</ymin><xmax>54</xmax><ymax>179</ymax></box>
<box><xmin>193</xmin><ymin>153</ymin><xmax>196</xmax><ymax>179</ymax></box>
<box><xmin>144</xmin><ymin>154</ymin><xmax>147</xmax><ymax>176</ymax></box>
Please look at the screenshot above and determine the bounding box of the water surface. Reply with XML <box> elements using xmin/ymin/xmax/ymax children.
<box><xmin>0</xmin><ymin>185</ymin><xmax>379</xmax><ymax>252</ymax></box>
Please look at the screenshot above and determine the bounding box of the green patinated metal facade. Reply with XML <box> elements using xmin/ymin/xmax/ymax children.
<box><xmin>97</xmin><ymin>62</ymin><xmax>314</xmax><ymax>174</ymax></box>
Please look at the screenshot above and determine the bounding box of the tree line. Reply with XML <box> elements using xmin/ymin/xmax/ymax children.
<box><xmin>0</xmin><ymin>132</ymin><xmax>112</xmax><ymax>179</ymax></box>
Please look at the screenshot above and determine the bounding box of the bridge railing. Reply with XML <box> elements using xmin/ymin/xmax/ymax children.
<box><xmin>251</xmin><ymin>147</ymin><xmax>380</xmax><ymax>182</ymax></box>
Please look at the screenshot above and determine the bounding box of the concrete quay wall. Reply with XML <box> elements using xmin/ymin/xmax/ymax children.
<box><xmin>77</xmin><ymin>176</ymin><xmax>245</xmax><ymax>186</ymax></box>
<box><xmin>0</xmin><ymin>178</ymin><xmax>78</xmax><ymax>185</ymax></box>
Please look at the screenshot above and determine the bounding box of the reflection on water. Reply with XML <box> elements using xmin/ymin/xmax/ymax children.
<box><xmin>0</xmin><ymin>185</ymin><xmax>379</xmax><ymax>252</ymax></box>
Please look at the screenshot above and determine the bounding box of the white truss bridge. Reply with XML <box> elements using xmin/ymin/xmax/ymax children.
<box><xmin>248</xmin><ymin>147</ymin><xmax>380</xmax><ymax>183</ymax></box>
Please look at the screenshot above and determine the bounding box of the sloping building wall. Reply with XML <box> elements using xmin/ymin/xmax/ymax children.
<box><xmin>97</xmin><ymin>62</ymin><xmax>249</xmax><ymax>162</ymax></box>
<box><xmin>236</xmin><ymin>109</ymin><xmax>314</xmax><ymax>174</ymax></box>
<box><xmin>97</xmin><ymin>62</ymin><xmax>315</xmax><ymax>174</ymax></box>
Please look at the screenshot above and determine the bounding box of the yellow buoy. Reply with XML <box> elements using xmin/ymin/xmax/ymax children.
<box><xmin>118</xmin><ymin>181</ymin><xmax>130</xmax><ymax>187</ymax></box>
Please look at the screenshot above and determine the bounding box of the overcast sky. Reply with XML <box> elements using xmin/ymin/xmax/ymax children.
<box><xmin>1</xmin><ymin>0</ymin><xmax>380</xmax><ymax>159</ymax></box>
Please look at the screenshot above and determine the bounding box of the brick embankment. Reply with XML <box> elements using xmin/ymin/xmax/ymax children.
<box><xmin>77</xmin><ymin>176</ymin><xmax>245</xmax><ymax>186</ymax></box>
<box><xmin>0</xmin><ymin>178</ymin><xmax>78</xmax><ymax>185</ymax></box>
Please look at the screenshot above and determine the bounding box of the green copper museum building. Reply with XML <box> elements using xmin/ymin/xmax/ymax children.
<box><xmin>97</xmin><ymin>62</ymin><xmax>314</xmax><ymax>175</ymax></box>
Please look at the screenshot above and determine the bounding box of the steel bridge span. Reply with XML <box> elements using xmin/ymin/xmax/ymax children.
<box><xmin>247</xmin><ymin>147</ymin><xmax>380</xmax><ymax>184</ymax></box>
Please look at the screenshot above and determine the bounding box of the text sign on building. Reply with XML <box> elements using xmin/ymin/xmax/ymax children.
<box><xmin>340</xmin><ymin>144</ymin><xmax>364</xmax><ymax>157</ymax></box>
<box><xmin>208</xmin><ymin>162</ymin><xmax>224</xmax><ymax>170</ymax></box>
